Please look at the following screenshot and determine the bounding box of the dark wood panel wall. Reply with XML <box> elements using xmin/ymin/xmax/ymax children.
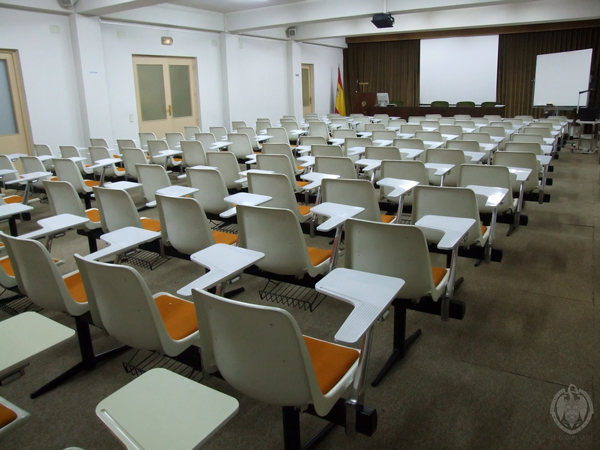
<box><xmin>343</xmin><ymin>20</ymin><xmax>600</xmax><ymax>118</ymax></box>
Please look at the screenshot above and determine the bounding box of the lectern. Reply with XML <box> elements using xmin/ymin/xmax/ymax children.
<box><xmin>353</xmin><ymin>92</ymin><xmax>377</xmax><ymax>115</ymax></box>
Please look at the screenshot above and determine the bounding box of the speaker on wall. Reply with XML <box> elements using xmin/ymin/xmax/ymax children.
<box><xmin>371</xmin><ymin>13</ymin><xmax>395</xmax><ymax>28</ymax></box>
<box><xmin>286</xmin><ymin>27</ymin><xmax>297</xmax><ymax>38</ymax></box>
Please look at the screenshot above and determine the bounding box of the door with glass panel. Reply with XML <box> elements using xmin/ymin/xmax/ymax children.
<box><xmin>0</xmin><ymin>51</ymin><xmax>31</xmax><ymax>157</ymax></box>
<box><xmin>302</xmin><ymin>64</ymin><xmax>314</xmax><ymax>116</ymax></box>
<box><xmin>133</xmin><ymin>56</ymin><xmax>199</xmax><ymax>138</ymax></box>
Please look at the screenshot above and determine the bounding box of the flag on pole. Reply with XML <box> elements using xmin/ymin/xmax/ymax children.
<box><xmin>335</xmin><ymin>67</ymin><xmax>346</xmax><ymax>116</ymax></box>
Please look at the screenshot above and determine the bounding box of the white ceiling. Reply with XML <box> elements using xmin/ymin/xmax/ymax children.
<box><xmin>173</xmin><ymin>0</ymin><xmax>307</xmax><ymax>14</ymax></box>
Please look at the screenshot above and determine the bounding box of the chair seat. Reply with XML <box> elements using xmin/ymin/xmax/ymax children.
<box><xmin>154</xmin><ymin>294</ymin><xmax>198</xmax><ymax>340</ymax></box>
<box><xmin>141</xmin><ymin>217</ymin><xmax>161</xmax><ymax>232</ymax></box>
<box><xmin>212</xmin><ymin>230</ymin><xmax>238</xmax><ymax>246</ymax></box>
<box><xmin>84</xmin><ymin>180</ymin><xmax>100</xmax><ymax>188</ymax></box>
<box><xmin>307</xmin><ymin>247</ymin><xmax>331</xmax><ymax>266</ymax></box>
<box><xmin>303</xmin><ymin>336</ymin><xmax>359</xmax><ymax>395</ymax></box>
<box><xmin>64</xmin><ymin>272</ymin><xmax>87</xmax><ymax>303</ymax></box>
<box><xmin>296</xmin><ymin>180</ymin><xmax>309</xmax><ymax>188</ymax></box>
<box><xmin>432</xmin><ymin>267</ymin><xmax>447</xmax><ymax>287</ymax></box>
<box><xmin>381</xmin><ymin>214</ymin><xmax>396</xmax><ymax>223</ymax></box>
<box><xmin>298</xmin><ymin>205</ymin><xmax>312</xmax><ymax>216</ymax></box>
<box><xmin>0</xmin><ymin>402</ymin><xmax>17</xmax><ymax>428</ymax></box>
<box><xmin>2</xmin><ymin>195</ymin><xmax>22</xmax><ymax>204</ymax></box>
<box><xmin>86</xmin><ymin>208</ymin><xmax>100</xmax><ymax>223</ymax></box>
<box><xmin>0</xmin><ymin>257</ymin><xmax>14</xmax><ymax>277</ymax></box>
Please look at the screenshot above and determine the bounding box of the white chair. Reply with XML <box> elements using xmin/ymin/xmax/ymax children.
<box><xmin>308</xmin><ymin>121</ymin><xmax>330</xmax><ymax>140</ymax></box>
<box><xmin>184</xmin><ymin>126</ymin><xmax>201</xmax><ymax>140</ymax></box>
<box><xmin>59</xmin><ymin>145</ymin><xmax>95</xmax><ymax>176</ymax></box>
<box><xmin>0</xmin><ymin>397</ymin><xmax>30</xmax><ymax>437</ymax></box>
<box><xmin>393</xmin><ymin>138</ymin><xmax>425</xmax><ymax>150</ymax></box>
<box><xmin>146</xmin><ymin>140</ymin><xmax>181</xmax><ymax>169</ymax></box>
<box><xmin>256</xmin><ymin>153</ymin><xmax>309</xmax><ymax>194</ymax></box>
<box><xmin>373</xmin><ymin>113</ymin><xmax>389</xmax><ymax>126</ymax></box>
<box><xmin>33</xmin><ymin>144</ymin><xmax>55</xmax><ymax>171</ymax></box>
<box><xmin>156</xmin><ymin>194</ymin><xmax>237</xmax><ymax>255</ymax></box>
<box><xmin>388</xmin><ymin>118</ymin><xmax>407</xmax><ymax>128</ymax></box>
<box><xmin>187</xmin><ymin>166</ymin><xmax>231</xmax><ymax>218</ymax></box>
<box><xmin>365</xmin><ymin>145</ymin><xmax>402</xmax><ymax>161</ymax></box>
<box><xmin>180</xmin><ymin>140</ymin><xmax>208</xmax><ymax>169</ymax></box>
<box><xmin>206</xmin><ymin>151</ymin><xmax>243</xmax><ymax>191</ymax></box>
<box><xmin>280</xmin><ymin>120</ymin><xmax>302</xmax><ymax>144</ymax></box>
<box><xmin>20</xmin><ymin>156</ymin><xmax>57</xmax><ymax>191</ymax></box>
<box><xmin>321</xmin><ymin>178</ymin><xmax>396</xmax><ymax>223</ymax></box>
<box><xmin>237</xmin><ymin>126</ymin><xmax>261</xmax><ymax>151</ymax></box>
<box><xmin>415</xmin><ymin>131</ymin><xmax>444</xmax><ymax>143</ymax></box>
<box><xmin>439</xmin><ymin>125</ymin><xmax>463</xmax><ymax>136</ymax></box>
<box><xmin>400</xmin><ymin>124</ymin><xmax>423</xmax><ymax>134</ymax></box>
<box><xmin>371</xmin><ymin>130</ymin><xmax>398</xmax><ymax>141</ymax></box>
<box><xmin>136</xmin><ymin>164</ymin><xmax>172</xmax><ymax>207</ymax></box>
<box><xmin>90</xmin><ymin>138</ymin><xmax>110</xmax><ymax>148</ymax></box>
<box><xmin>191</xmin><ymin>288</ymin><xmax>358</xmax><ymax>449</ymax></box>
<box><xmin>420</xmin><ymin>120</ymin><xmax>440</xmax><ymax>130</ymax></box>
<box><xmin>261</xmin><ymin>142</ymin><xmax>304</xmax><ymax>176</ymax></box>
<box><xmin>453</xmin><ymin>114</ymin><xmax>471</xmax><ymax>121</ymax></box>
<box><xmin>314</xmin><ymin>156</ymin><xmax>358</xmax><ymax>180</ymax></box>
<box><xmin>237</xmin><ymin>204</ymin><xmax>331</xmax><ymax>277</ymax></box>
<box><xmin>227</xmin><ymin>132</ymin><xmax>255</xmax><ymax>161</ymax></box>
<box><xmin>330</xmin><ymin>117</ymin><xmax>349</xmax><ymax>130</ymax></box>
<box><xmin>438</xmin><ymin>118</ymin><xmax>456</xmax><ymax>125</ymax></box>
<box><xmin>311</xmin><ymin>144</ymin><xmax>343</xmax><ymax>157</ymax></box>
<box><xmin>209</xmin><ymin>126</ymin><xmax>228</xmax><ymax>140</ymax></box>
<box><xmin>256</xmin><ymin>119</ymin><xmax>272</xmax><ymax>134</ymax></box>
<box><xmin>458</xmin><ymin>164</ymin><xmax>517</xmax><ymax>216</ymax></box>
<box><xmin>380</xmin><ymin>160</ymin><xmax>429</xmax><ymax>206</ymax></box>
<box><xmin>504</xmin><ymin>141</ymin><xmax>543</xmax><ymax>155</ymax></box>
<box><xmin>165</xmin><ymin>132</ymin><xmax>185</xmax><ymax>150</ymax></box>
<box><xmin>493</xmin><ymin>151</ymin><xmax>541</xmax><ymax>197</ymax></box>
<box><xmin>88</xmin><ymin>146</ymin><xmax>126</xmax><ymax>179</ymax></box>
<box><xmin>231</xmin><ymin>120</ymin><xmax>246</xmax><ymax>131</ymax></box>
<box><xmin>446</xmin><ymin>139</ymin><xmax>480</xmax><ymax>152</ymax></box>
<box><xmin>299</xmin><ymin>136</ymin><xmax>327</xmax><ymax>146</ymax></box>
<box><xmin>195</xmin><ymin>132</ymin><xmax>219</xmax><ymax>153</ymax></box>
<box><xmin>120</xmin><ymin>147</ymin><xmax>148</xmax><ymax>180</ymax></box>
<box><xmin>424</xmin><ymin>148</ymin><xmax>466</xmax><ymax>186</ymax></box>
<box><xmin>247</xmin><ymin>171</ymin><xmax>312</xmax><ymax>222</ymax></box>
<box><xmin>138</xmin><ymin>132</ymin><xmax>156</xmax><ymax>150</ymax></box>
<box><xmin>0</xmin><ymin>154</ymin><xmax>19</xmax><ymax>184</ymax></box>
<box><xmin>266</xmin><ymin>127</ymin><xmax>291</xmax><ymax>145</ymax></box>
<box><xmin>461</xmin><ymin>132</ymin><xmax>491</xmax><ymax>144</ymax></box>
<box><xmin>331</xmin><ymin>129</ymin><xmax>356</xmax><ymax>140</ymax></box>
<box><xmin>53</xmin><ymin>157</ymin><xmax>100</xmax><ymax>208</ymax></box>
<box><xmin>364</xmin><ymin>123</ymin><xmax>385</xmax><ymax>132</ymax></box>
<box><xmin>116</xmin><ymin>139</ymin><xmax>138</xmax><ymax>153</ymax></box>
<box><xmin>93</xmin><ymin>186</ymin><xmax>161</xmax><ymax>233</ymax></box>
<box><xmin>407</xmin><ymin>116</ymin><xmax>425</xmax><ymax>124</ymax></box>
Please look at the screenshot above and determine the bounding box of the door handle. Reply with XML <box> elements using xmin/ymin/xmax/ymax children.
<box><xmin>168</xmin><ymin>104</ymin><xmax>172</xmax><ymax>116</ymax></box>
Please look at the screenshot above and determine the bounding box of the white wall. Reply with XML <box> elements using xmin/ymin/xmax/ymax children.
<box><xmin>299</xmin><ymin>43</ymin><xmax>344</xmax><ymax>116</ymax></box>
<box><xmin>0</xmin><ymin>7</ymin><xmax>83</xmax><ymax>151</ymax></box>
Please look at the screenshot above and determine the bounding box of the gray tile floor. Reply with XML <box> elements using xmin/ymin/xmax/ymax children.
<box><xmin>1</xmin><ymin>149</ymin><xmax>598</xmax><ymax>449</ymax></box>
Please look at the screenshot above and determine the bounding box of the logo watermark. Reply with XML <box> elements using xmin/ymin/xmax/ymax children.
<box><xmin>550</xmin><ymin>384</ymin><xmax>593</xmax><ymax>435</ymax></box>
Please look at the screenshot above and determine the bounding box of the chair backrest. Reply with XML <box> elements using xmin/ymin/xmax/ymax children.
<box><xmin>90</xmin><ymin>138</ymin><xmax>109</xmax><ymax>148</ymax></box>
<box><xmin>364</xmin><ymin>123</ymin><xmax>385</xmax><ymax>132</ymax></box>
<box><xmin>420</xmin><ymin>120</ymin><xmax>440</xmax><ymax>130</ymax></box>
<box><xmin>155</xmin><ymin>194</ymin><xmax>216</xmax><ymax>255</ymax></box>
<box><xmin>146</xmin><ymin>139</ymin><xmax>169</xmax><ymax>165</ymax></box>
<box><xmin>299</xmin><ymin>136</ymin><xmax>327</xmax><ymax>146</ymax></box>
<box><xmin>53</xmin><ymin>158</ymin><xmax>89</xmax><ymax>193</ymax></box>
<box><xmin>454</xmin><ymin>120</ymin><xmax>476</xmax><ymax>129</ymax></box>
<box><xmin>256</xmin><ymin>119</ymin><xmax>272</xmax><ymax>134</ymax></box>
<box><xmin>165</xmin><ymin>132</ymin><xmax>184</xmax><ymax>150</ymax></box>
<box><xmin>33</xmin><ymin>144</ymin><xmax>54</xmax><ymax>157</ymax></box>
<box><xmin>511</xmin><ymin>133</ymin><xmax>543</xmax><ymax>144</ymax></box>
<box><xmin>483</xmin><ymin>115</ymin><xmax>503</xmax><ymax>122</ymax></box>
<box><xmin>380</xmin><ymin>160</ymin><xmax>429</xmax><ymax>203</ymax></box>
<box><xmin>261</xmin><ymin>142</ymin><xmax>298</xmax><ymax>169</ymax></box>
<box><xmin>191</xmin><ymin>288</ymin><xmax>318</xmax><ymax>407</ymax></box>
<box><xmin>0</xmin><ymin>155</ymin><xmax>18</xmax><ymax>183</ymax></box>
<box><xmin>74</xmin><ymin>255</ymin><xmax>181</xmax><ymax>356</ymax></box>
<box><xmin>187</xmin><ymin>167</ymin><xmax>231</xmax><ymax>215</ymax></box>
<box><xmin>352</xmin><ymin>116</ymin><xmax>371</xmax><ymax>132</ymax></box>
<box><xmin>345</xmin><ymin>137</ymin><xmax>373</xmax><ymax>151</ymax></box>
<box><xmin>490</xmin><ymin>121</ymin><xmax>512</xmax><ymax>131</ymax></box>
<box><xmin>415</xmin><ymin>131</ymin><xmax>443</xmax><ymax>142</ymax></box>
<box><xmin>504</xmin><ymin>141</ymin><xmax>543</xmax><ymax>155</ymax></box>
<box><xmin>280</xmin><ymin>121</ymin><xmax>301</xmax><ymax>142</ymax></box>
<box><xmin>330</xmin><ymin>118</ymin><xmax>349</xmax><ymax>129</ymax></box>
<box><xmin>523</xmin><ymin>126</ymin><xmax>552</xmax><ymax>138</ymax></box>
<box><xmin>344</xmin><ymin>218</ymin><xmax>444</xmax><ymax>301</ymax></box>
<box><xmin>121</xmin><ymin>148</ymin><xmax>148</xmax><ymax>179</ymax></box>
<box><xmin>209</xmin><ymin>126</ymin><xmax>228</xmax><ymax>140</ymax></box>
<box><xmin>0</xmin><ymin>233</ymin><xmax>87</xmax><ymax>317</ymax></box>
<box><xmin>184</xmin><ymin>126</ymin><xmax>201</xmax><ymax>140</ymax></box>
<box><xmin>138</xmin><ymin>132</ymin><xmax>156</xmax><ymax>149</ymax></box>
<box><xmin>226</xmin><ymin>133</ymin><xmax>254</xmax><ymax>159</ymax></box>
<box><xmin>314</xmin><ymin>156</ymin><xmax>357</xmax><ymax>180</ymax></box>
<box><xmin>308</xmin><ymin>121</ymin><xmax>329</xmax><ymax>139</ymax></box>
<box><xmin>237</xmin><ymin>205</ymin><xmax>324</xmax><ymax>277</ymax></box>
<box><xmin>195</xmin><ymin>133</ymin><xmax>218</xmax><ymax>152</ymax></box>
<box><xmin>116</xmin><ymin>139</ymin><xmax>137</xmax><ymax>153</ymax></box>
<box><xmin>454</xmin><ymin>114</ymin><xmax>471</xmax><ymax>121</ymax></box>
<box><xmin>93</xmin><ymin>186</ymin><xmax>142</xmax><ymax>232</ymax></box>
<box><xmin>458</xmin><ymin>164</ymin><xmax>514</xmax><ymax>213</ymax></box>
<box><xmin>42</xmin><ymin>179</ymin><xmax>86</xmax><ymax>219</ymax></box>
<box><xmin>180</xmin><ymin>140</ymin><xmax>207</xmax><ymax>167</ymax></box>
<box><xmin>472</xmin><ymin>117</ymin><xmax>489</xmax><ymax>126</ymax></box>
<box><xmin>479</xmin><ymin>126</ymin><xmax>506</xmax><ymax>138</ymax></box>
<box><xmin>424</xmin><ymin>149</ymin><xmax>465</xmax><ymax>187</ymax></box>
<box><xmin>400</xmin><ymin>124</ymin><xmax>423</xmax><ymax>134</ymax></box>
<box><xmin>266</xmin><ymin>127</ymin><xmax>290</xmax><ymax>144</ymax></box>
<box><xmin>331</xmin><ymin>129</ymin><xmax>356</xmax><ymax>140</ymax></box>
<box><xmin>311</xmin><ymin>144</ymin><xmax>343</xmax><ymax>157</ymax></box>
<box><xmin>236</xmin><ymin>126</ymin><xmax>260</xmax><ymax>151</ymax></box>
<box><xmin>446</xmin><ymin>139</ymin><xmax>480</xmax><ymax>152</ymax></box>
<box><xmin>388</xmin><ymin>118</ymin><xmax>407</xmax><ymax>127</ymax></box>
<box><xmin>372</xmin><ymin>130</ymin><xmax>398</xmax><ymax>141</ymax></box>
<box><xmin>20</xmin><ymin>156</ymin><xmax>46</xmax><ymax>174</ymax></box>
<box><xmin>407</xmin><ymin>116</ymin><xmax>425</xmax><ymax>124</ymax></box>
<box><xmin>393</xmin><ymin>138</ymin><xmax>425</xmax><ymax>150</ymax></box>
<box><xmin>205</xmin><ymin>151</ymin><xmax>241</xmax><ymax>190</ymax></box>
<box><xmin>247</xmin><ymin>171</ymin><xmax>306</xmax><ymax>220</ymax></box>
<box><xmin>438</xmin><ymin>125</ymin><xmax>463</xmax><ymax>136</ymax></box>
<box><xmin>365</xmin><ymin>146</ymin><xmax>401</xmax><ymax>161</ymax></box>
<box><xmin>231</xmin><ymin>120</ymin><xmax>246</xmax><ymax>131</ymax></box>
<box><xmin>321</xmin><ymin>178</ymin><xmax>385</xmax><ymax>222</ymax></box>
<box><xmin>411</xmin><ymin>185</ymin><xmax>484</xmax><ymax>247</ymax></box>
<box><xmin>137</xmin><ymin>164</ymin><xmax>171</xmax><ymax>203</ymax></box>
<box><xmin>461</xmin><ymin>132</ymin><xmax>491</xmax><ymax>143</ymax></box>
<box><xmin>456</xmin><ymin>101</ymin><xmax>475</xmax><ymax>107</ymax></box>
<box><xmin>373</xmin><ymin>114</ymin><xmax>389</xmax><ymax>126</ymax></box>
<box><xmin>492</xmin><ymin>151</ymin><xmax>539</xmax><ymax>193</ymax></box>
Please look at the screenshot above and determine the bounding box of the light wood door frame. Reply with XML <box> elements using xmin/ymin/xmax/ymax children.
<box><xmin>0</xmin><ymin>50</ymin><xmax>31</xmax><ymax>158</ymax></box>
<box><xmin>133</xmin><ymin>55</ymin><xmax>199</xmax><ymax>138</ymax></box>
<box><xmin>302</xmin><ymin>64</ymin><xmax>314</xmax><ymax>116</ymax></box>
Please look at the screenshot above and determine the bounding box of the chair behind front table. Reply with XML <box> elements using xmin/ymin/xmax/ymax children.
<box><xmin>60</xmin><ymin>145</ymin><xmax>94</xmax><ymax>177</ymax></box>
<box><xmin>33</xmin><ymin>144</ymin><xmax>55</xmax><ymax>171</ymax></box>
<box><xmin>120</xmin><ymin>148</ymin><xmax>148</xmax><ymax>181</ymax></box>
<box><xmin>53</xmin><ymin>158</ymin><xmax>99</xmax><ymax>208</ymax></box>
<box><xmin>205</xmin><ymin>152</ymin><xmax>243</xmax><ymax>191</ymax></box>
<box><xmin>136</xmin><ymin>164</ymin><xmax>172</xmax><ymax>206</ymax></box>
<box><xmin>156</xmin><ymin>194</ymin><xmax>237</xmax><ymax>255</ymax></box>
<box><xmin>380</xmin><ymin>160</ymin><xmax>429</xmax><ymax>207</ymax></box>
<box><xmin>88</xmin><ymin>146</ymin><xmax>126</xmax><ymax>179</ymax></box>
<box><xmin>314</xmin><ymin>156</ymin><xmax>358</xmax><ymax>180</ymax></box>
<box><xmin>457</xmin><ymin>164</ymin><xmax>517</xmax><ymax>216</ymax></box>
<box><xmin>237</xmin><ymin>204</ymin><xmax>331</xmax><ymax>277</ymax></box>
<box><xmin>187</xmin><ymin>167</ymin><xmax>231</xmax><ymax>218</ymax></box>
<box><xmin>180</xmin><ymin>140</ymin><xmax>208</xmax><ymax>169</ymax></box>
<box><xmin>93</xmin><ymin>186</ymin><xmax>160</xmax><ymax>233</ymax></box>
<box><xmin>424</xmin><ymin>148</ymin><xmax>466</xmax><ymax>187</ymax></box>
<box><xmin>184</xmin><ymin>126</ymin><xmax>201</xmax><ymax>140</ymax></box>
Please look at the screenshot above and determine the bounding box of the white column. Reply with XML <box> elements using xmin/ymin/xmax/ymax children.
<box><xmin>287</xmin><ymin>40</ymin><xmax>303</xmax><ymax>119</ymax></box>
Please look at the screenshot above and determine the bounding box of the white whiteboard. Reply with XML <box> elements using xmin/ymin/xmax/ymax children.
<box><xmin>533</xmin><ymin>49</ymin><xmax>593</xmax><ymax>107</ymax></box>
<box><xmin>420</xmin><ymin>35</ymin><xmax>499</xmax><ymax>105</ymax></box>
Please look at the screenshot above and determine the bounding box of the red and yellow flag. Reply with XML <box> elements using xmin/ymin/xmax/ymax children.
<box><xmin>335</xmin><ymin>67</ymin><xmax>346</xmax><ymax>116</ymax></box>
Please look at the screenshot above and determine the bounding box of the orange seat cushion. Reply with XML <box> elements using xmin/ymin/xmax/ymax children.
<box><xmin>298</xmin><ymin>205</ymin><xmax>312</xmax><ymax>216</ymax></box>
<box><xmin>141</xmin><ymin>218</ymin><xmax>161</xmax><ymax>232</ymax></box>
<box><xmin>154</xmin><ymin>294</ymin><xmax>198</xmax><ymax>340</ymax></box>
<box><xmin>50</xmin><ymin>176</ymin><xmax>58</xmax><ymax>181</ymax></box>
<box><xmin>296</xmin><ymin>166</ymin><xmax>305</xmax><ymax>171</ymax></box>
<box><xmin>84</xmin><ymin>180</ymin><xmax>100</xmax><ymax>188</ymax></box>
<box><xmin>212</xmin><ymin>231</ymin><xmax>238</xmax><ymax>245</ymax></box>
<box><xmin>303</xmin><ymin>336</ymin><xmax>359</xmax><ymax>394</ymax></box>
<box><xmin>0</xmin><ymin>402</ymin><xmax>18</xmax><ymax>429</ymax></box>
<box><xmin>296</xmin><ymin>180</ymin><xmax>309</xmax><ymax>188</ymax></box>
<box><xmin>116</xmin><ymin>167</ymin><xmax>126</xmax><ymax>174</ymax></box>
<box><xmin>307</xmin><ymin>247</ymin><xmax>331</xmax><ymax>266</ymax></box>
<box><xmin>85</xmin><ymin>208</ymin><xmax>100</xmax><ymax>223</ymax></box>
<box><xmin>481</xmin><ymin>225</ymin><xmax>488</xmax><ymax>236</ymax></box>
<box><xmin>381</xmin><ymin>214</ymin><xmax>396</xmax><ymax>223</ymax></box>
<box><xmin>173</xmin><ymin>158</ymin><xmax>182</xmax><ymax>162</ymax></box>
<box><xmin>64</xmin><ymin>272</ymin><xmax>87</xmax><ymax>304</ymax></box>
<box><xmin>0</xmin><ymin>257</ymin><xmax>14</xmax><ymax>277</ymax></box>
<box><xmin>432</xmin><ymin>267</ymin><xmax>447</xmax><ymax>287</ymax></box>
<box><xmin>3</xmin><ymin>195</ymin><xmax>22</xmax><ymax>204</ymax></box>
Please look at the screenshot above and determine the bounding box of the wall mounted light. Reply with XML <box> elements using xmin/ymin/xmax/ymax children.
<box><xmin>161</xmin><ymin>36</ymin><xmax>173</xmax><ymax>45</ymax></box>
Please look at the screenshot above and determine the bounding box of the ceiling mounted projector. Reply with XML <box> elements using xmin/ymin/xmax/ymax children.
<box><xmin>371</xmin><ymin>13</ymin><xmax>395</xmax><ymax>28</ymax></box>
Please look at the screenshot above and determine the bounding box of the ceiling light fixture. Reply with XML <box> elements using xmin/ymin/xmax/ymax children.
<box><xmin>161</xmin><ymin>36</ymin><xmax>173</xmax><ymax>45</ymax></box>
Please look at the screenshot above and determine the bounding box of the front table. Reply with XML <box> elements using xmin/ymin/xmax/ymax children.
<box><xmin>19</xmin><ymin>213</ymin><xmax>90</xmax><ymax>250</ymax></box>
<box><xmin>220</xmin><ymin>192</ymin><xmax>272</xmax><ymax>218</ymax></box>
<box><xmin>82</xmin><ymin>226</ymin><xmax>161</xmax><ymax>262</ymax></box>
<box><xmin>376</xmin><ymin>178</ymin><xmax>420</xmax><ymax>222</ymax></box>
